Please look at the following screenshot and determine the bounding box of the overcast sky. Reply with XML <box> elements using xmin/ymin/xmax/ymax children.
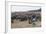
<box><xmin>11</xmin><ymin>5</ymin><xmax>41</xmax><ymax>12</ymax></box>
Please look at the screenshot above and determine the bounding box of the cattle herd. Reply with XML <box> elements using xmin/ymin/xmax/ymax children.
<box><xmin>11</xmin><ymin>8</ymin><xmax>41</xmax><ymax>24</ymax></box>
<box><xmin>11</xmin><ymin>14</ymin><xmax>41</xmax><ymax>24</ymax></box>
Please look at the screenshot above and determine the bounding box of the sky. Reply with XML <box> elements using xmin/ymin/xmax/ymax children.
<box><xmin>11</xmin><ymin>5</ymin><xmax>41</xmax><ymax>12</ymax></box>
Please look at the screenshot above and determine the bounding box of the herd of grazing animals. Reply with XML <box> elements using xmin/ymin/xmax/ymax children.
<box><xmin>11</xmin><ymin>8</ymin><xmax>41</xmax><ymax>24</ymax></box>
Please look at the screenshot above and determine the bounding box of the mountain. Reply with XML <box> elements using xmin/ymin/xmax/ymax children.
<box><xmin>11</xmin><ymin>8</ymin><xmax>41</xmax><ymax>17</ymax></box>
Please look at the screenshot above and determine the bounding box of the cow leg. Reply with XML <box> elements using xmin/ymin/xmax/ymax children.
<box><xmin>29</xmin><ymin>19</ymin><xmax>32</xmax><ymax>24</ymax></box>
<box><xmin>11</xmin><ymin>19</ymin><xmax>14</xmax><ymax>23</ymax></box>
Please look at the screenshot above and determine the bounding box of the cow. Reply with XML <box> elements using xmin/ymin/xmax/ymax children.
<box><xmin>11</xmin><ymin>16</ymin><xmax>16</xmax><ymax>23</ymax></box>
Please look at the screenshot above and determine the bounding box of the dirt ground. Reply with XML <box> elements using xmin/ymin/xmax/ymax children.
<box><xmin>11</xmin><ymin>19</ymin><xmax>41</xmax><ymax>28</ymax></box>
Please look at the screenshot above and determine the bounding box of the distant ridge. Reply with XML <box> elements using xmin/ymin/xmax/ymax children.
<box><xmin>12</xmin><ymin>8</ymin><xmax>41</xmax><ymax>13</ymax></box>
<box><xmin>11</xmin><ymin>8</ymin><xmax>41</xmax><ymax>17</ymax></box>
<box><xmin>28</xmin><ymin>8</ymin><xmax>41</xmax><ymax>12</ymax></box>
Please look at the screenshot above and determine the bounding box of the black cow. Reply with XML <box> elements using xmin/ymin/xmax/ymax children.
<box><xmin>11</xmin><ymin>16</ymin><xmax>16</xmax><ymax>23</ymax></box>
<box><xmin>20</xmin><ymin>16</ymin><xmax>27</xmax><ymax>21</ymax></box>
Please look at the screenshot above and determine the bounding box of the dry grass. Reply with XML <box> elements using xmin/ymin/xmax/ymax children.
<box><xmin>11</xmin><ymin>19</ymin><xmax>41</xmax><ymax>28</ymax></box>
